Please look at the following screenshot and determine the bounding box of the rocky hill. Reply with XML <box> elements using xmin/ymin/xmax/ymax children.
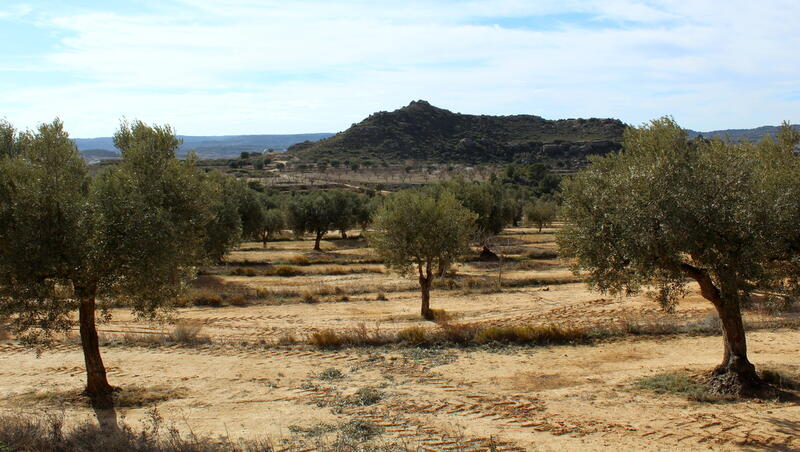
<box><xmin>287</xmin><ymin>100</ymin><xmax>626</xmax><ymax>166</ymax></box>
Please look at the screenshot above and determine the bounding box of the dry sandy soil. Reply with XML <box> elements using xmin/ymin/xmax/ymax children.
<box><xmin>1</xmin><ymin>227</ymin><xmax>799</xmax><ymax>451</ymax></box>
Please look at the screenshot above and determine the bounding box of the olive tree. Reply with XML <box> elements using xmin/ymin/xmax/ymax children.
<box><xmin>203</xmin><ymin>171</ymin><xmax>244</xmax><ymax>262</ymax></box>
<box><xmin>369</xmin><ymin>190</ymin><xmax>476</xmax><ymax>319</ymax></box>
<box><xmin>525</xmin><ymin>198</ymin><xmax>557</xmax><ymax>233</ymax></box>
<box><xmin>557</xmin><ymin>117</ymin><xmax>800</xmax><ymax>394</ymax></box>
<box><xmin>286</xmin><ymin>191</ymin><xmax>338</xmax><ymax>250</ymax></box>
<box><xmin>0</xmin><ymin>119</ymin><xmax>230</xmax><ymax>410</ymax></box>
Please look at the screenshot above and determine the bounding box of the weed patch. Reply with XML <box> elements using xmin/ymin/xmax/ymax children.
<box><xmin>634</xmin><ymin>372</ymin><xmax>733</xmax><ymax>403</ymax></box>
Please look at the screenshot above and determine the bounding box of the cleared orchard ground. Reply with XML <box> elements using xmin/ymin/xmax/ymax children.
<box><xmin>1</xmin><ymin>226</ymin><xmax>799</xmax><ymax>450</ymax></box>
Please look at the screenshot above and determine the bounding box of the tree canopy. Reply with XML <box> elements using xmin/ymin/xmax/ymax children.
<box><xmin>0</xmin><ymin>119</ymin><xmax>237</xmax><ymax>410</ymax></box>
<box><xmin>557</xmin><ymin>117</ymin><xmax>800</xmax><ymax>394</ymax></box>
<box><xmin>369</xmin><ymin>190</ymin><xmax>476</xmax><ymax>319</ymax></box>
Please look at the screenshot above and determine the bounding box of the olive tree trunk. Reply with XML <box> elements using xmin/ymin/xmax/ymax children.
<box><xmin>682</xmin><ymin>264</ymin><xmax>757</xmax><ymax>382</ymax></box>
<box><xmin>78</xmin><ymin>293</ymin><xmax>115</xmax><ymax>409</ymax></box>
<box><xmin>314</xmin><ymin>231</ymin><xmax>324</xmax><ymax>251</ymax></box>
<box><xmin>419</xmin><ymin>261</ymin><xmax>434</xmax><ymax>320</ymax></box>
<box><xmin>711</xmin><ymin>298</ymin><xmax>756</xmax><ymax>377</ymax></box>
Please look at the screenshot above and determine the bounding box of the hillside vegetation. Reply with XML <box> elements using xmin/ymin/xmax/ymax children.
<box><xmin>287</xmin><ymin>100</ymin><xmax>626</xmax><ymax>166</ymax></box>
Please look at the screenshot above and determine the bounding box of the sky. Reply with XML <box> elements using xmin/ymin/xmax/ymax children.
<box><xmin>1</xmin><ymin>0</ymin><xmax>798</xmax><ymax>138</ymax></box>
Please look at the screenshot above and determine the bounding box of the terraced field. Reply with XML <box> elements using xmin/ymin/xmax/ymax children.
<box><xmin>2</xmin><ymin>226</ymin><xmax>799</xmax><ymax>451</ymax></box>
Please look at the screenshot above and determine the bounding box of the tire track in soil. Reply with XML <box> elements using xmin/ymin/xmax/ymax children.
<box><xmin>636</xmin><ymin>412</ymin><xmax>797</xmax><ymax>450</ymax></box>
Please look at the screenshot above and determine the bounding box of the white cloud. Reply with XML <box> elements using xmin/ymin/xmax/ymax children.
<box><xmin>3</xmin><ymin>0</ymin><xmax>799</xmax><ymax>136</ymax></box>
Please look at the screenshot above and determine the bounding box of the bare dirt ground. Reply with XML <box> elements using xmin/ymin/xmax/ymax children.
<box><xmin>2</xmin><ymin>227</ymin><xmax>799</xmax><ymax>451</ymax></box>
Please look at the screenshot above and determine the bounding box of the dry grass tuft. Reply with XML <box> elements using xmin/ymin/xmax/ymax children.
<box><xmin>301</xmin><ymin>290</ymin><xmax>320</xmax><ymax>304</ymax></box>
<box><xmin>308</xmin><ymin>324</ymin><xmax>395</xmax><ymax>349</ymax></box>
<box><xmin>429</xmin><ymin>308</ymin><xmax>450</xmax><ymax>322</ymax></box>
<box><xmin>266</xmin><ymin>265</ymin><xmax>302</xmax><ymax>277</ymax></box>
<box><xmin>169</xmin><ymin>321</ymin><xmax>211</xmax><ymax>345</ymax></box>
<box><xmin>396</xmin><ymin>326</ymin><xmax>429</xmax><ymax>345</ymax></box>
<box><xmin>0</xmin><ymin>411</ymin><xmax>277</xmax><ymax>451</ymax></box>
<box><xmin>473</xmin><ymin>325</ymin><xmax>591</xmax><ymax>345</ymax></box>
<box><xmin>227</xmin><ymin>294</ymin><xmax>248</xmax><ymax>306</ymax></box>
<box><xmin>526</xmin><ymin>247</ymin><xmax>559</xmax><ymax>259</ymax></box>
<box><xmin>8</xmin><ymin>384</ymin><xmax>186</xmax><ymax>408</ymax></box>
<box><xmin>276</xmin><ymin>331</ymin><xmax>299</xmax><ymax>345</ymax></box>
<box><xmin>184</xmin><ymin>290</ymin><xmax>224</xmax><ymax>307</ymax></box>
<box><xmin>231</xmin><ymin>267</ymin><xmax>258</xmax><ymax>277</ymax></box>
<box><xmin>288</xmin><ymin>255</ymin><xmax>311</xmax><ymax>265</ymax></box>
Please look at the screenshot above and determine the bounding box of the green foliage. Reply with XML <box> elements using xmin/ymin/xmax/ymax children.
<box><xmin>525</xmin><ymin>198</ymin><xmax>557</xmax><ymax>232</ymax></box>
<box><xmin>369</xmin><ymin>190</ymin><xmax>476</xmax><ymax>278</ymax></box>
<box><xmin>499</xmin><ymin>163</ymin><xmax>562</xmax><ymax>196</ymax></box>
<box><xmin>239</xmin><ymin>188</ymin><xmax>284</xmax><ymax>245</ymax></box>
<box><xmin>429</xmin><ymin>178</ymin><xmax>512</xmax><ymax>243</ymax></box>
<box><xmin>0</xmin><ymin>118</ymin><xmax>234</xmax><ymax>340</ymax></box>
<box><xmin>558</xmin><ymin>117</ymin><xmax>800</xmax><ymax>312</ymax></box>
<box><xmin>286</xmin><ymin>189</ymin><xmax>369</xmax><ymax>247</ymax></box>
<box><xmin>202</xmin><ymin>172</ymin><xmax>244</xmax><ymax>262</ymax></box>
<box><xmin>0</xmin><ymin>119</ymin><xmax>19</xmax><ymax>158</ymax></box>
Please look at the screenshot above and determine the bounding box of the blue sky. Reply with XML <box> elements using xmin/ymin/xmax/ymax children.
<box><xmin>1</xmin><ymin>0</ymin><xmax>798</xmax><ymax>137</ymax></box>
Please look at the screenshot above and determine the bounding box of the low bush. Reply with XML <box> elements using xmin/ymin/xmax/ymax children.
<box><xmin>317</xmin><ymin>368</ymin><xmax>345</xmax><ymax>381</ymax></box>
<box><xmin>350</xmin><ymin>387</ymin><xmax>383</xmax><ymax>406</ymax></box>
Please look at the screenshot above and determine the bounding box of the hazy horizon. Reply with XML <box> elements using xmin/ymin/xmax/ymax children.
<box><xmin>2</xmin><ymin>1</ymin><xmax>799</xmax><ymax>137</ymax></box>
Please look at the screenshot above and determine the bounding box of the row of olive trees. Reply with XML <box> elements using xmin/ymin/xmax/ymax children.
<box><xmin>285</xmin><ymin>189</ymin><xmax>376</xmax><ymax>250</ymax></box>
<box><xmin>205</xmin><ymin>172</ymin><xmax>553</xmax><ymax>255</ymax></box>
<box><xmin>0</xmin><ymin>119</ymin><xmax>243</xmax><ymax>411</ymax></box>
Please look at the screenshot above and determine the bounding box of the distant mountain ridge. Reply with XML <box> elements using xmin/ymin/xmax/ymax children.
<box><xmin>687</xmin><ymin>125</ymin><xmax>800</xmax><ymax>143</ymax></box>
<box><xmin>287</xmin><ymin>100</ymin><xmax>627</xmax><ymax>166</ymax></box>
<box><xmin>74</xmin><ymin>133</ymin><xmax>334</xmax><ymax>161</ymax></box>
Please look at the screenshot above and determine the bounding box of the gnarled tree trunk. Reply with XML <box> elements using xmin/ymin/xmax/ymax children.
<box><xmin>712</xmin><ymin>299</ymin><xmax>756</xmax><ymax>378</ymax></box>
<box><xmin>681</xmin><ymin>264</ymin><xmax>759</xmax><ymax>392</ymax></box>
<box><xmin>77</xmin><ymin>290</ymin><xmax>116</xmax><ymax>410</ymax></box>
